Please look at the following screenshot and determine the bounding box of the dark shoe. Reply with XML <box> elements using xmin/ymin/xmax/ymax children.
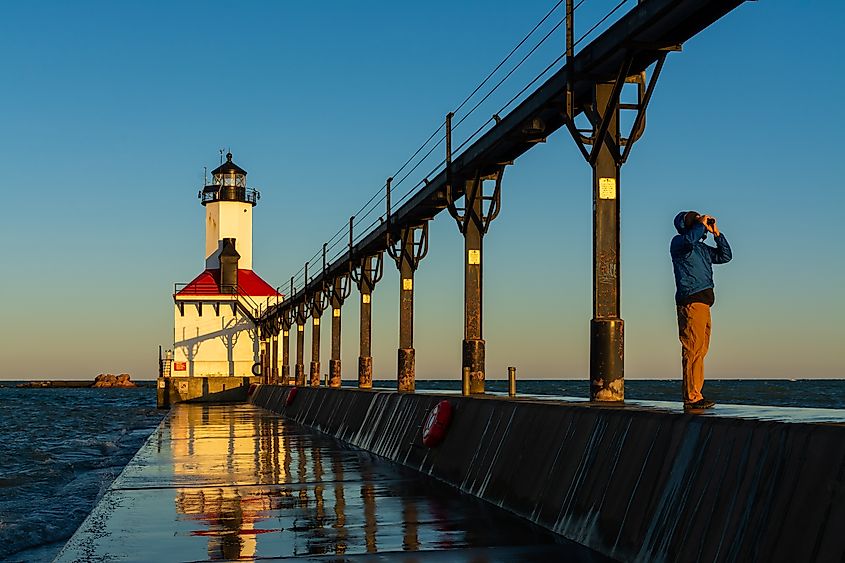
<box><xmin>685</xmin><ymin>399</ymin><xmax>716</xmax><ymax>410</ymax></box>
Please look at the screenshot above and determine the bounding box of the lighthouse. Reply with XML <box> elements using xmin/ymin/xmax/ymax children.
<box><xmin>159</xmin><ymin>153</ymin><xmax>281</xmax><ymax>406</ymax></box>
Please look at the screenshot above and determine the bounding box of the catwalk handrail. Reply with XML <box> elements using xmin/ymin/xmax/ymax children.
<box><xmin>260</xmin><ymin>0</ymin><xmax>745</xmax><ymax>323</ymax></box>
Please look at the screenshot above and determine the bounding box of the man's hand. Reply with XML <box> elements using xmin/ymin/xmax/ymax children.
<box><xmin>700</xmin><ymin>214</ymin><xmax>720</xmax><ymax>237</ymax></box>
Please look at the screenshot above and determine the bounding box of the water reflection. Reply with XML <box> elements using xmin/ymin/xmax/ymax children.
<box><xmin>163</xmin><ymin>404</ymin><xmax>588</xmax><ymax>561</ymax></box>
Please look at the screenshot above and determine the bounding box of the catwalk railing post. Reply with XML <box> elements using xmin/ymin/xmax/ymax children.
<box><xmin>445</xmin><ymin>112</ymin><xmax>505</xmax><ymax>394</ymax></box>
<box><xmin>387</xmin><ymin>179</ymin><xmax>429</xmax><ymax>392</ymax></box>
<box><xmin>562</xmin><ymin>48</ymin><xmax>669</xmax><ymax>401</ymax></box>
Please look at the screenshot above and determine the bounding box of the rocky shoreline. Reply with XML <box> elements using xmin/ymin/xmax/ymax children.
<box><xmin>14</xmin><ymin>374</ymin><xmax>139</xmax><ymax>388</ymax></box>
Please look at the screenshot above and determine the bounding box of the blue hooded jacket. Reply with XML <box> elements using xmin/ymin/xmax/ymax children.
<box><xmin>670</xmin><ymin>211</ymin><xmax>732</xmax><ymax>304</ymax></box>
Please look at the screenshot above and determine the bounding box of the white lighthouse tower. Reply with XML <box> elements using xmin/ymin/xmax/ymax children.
<box><xmin>160</xmin><ymin>153</ymin><xmax>281</xmax><ymax>406</ymax></box>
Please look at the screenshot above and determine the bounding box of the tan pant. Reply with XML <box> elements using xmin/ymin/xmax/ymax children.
<box><xmin>677</xmin><ymin>302</ymin><xmax>711</xmax><ymax>404</ymax></box>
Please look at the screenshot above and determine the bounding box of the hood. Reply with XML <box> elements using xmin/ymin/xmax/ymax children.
<box><xmin>674</xmin><ymin>211</ymin><xmax>689</xmax><ymax>234</ymax></box>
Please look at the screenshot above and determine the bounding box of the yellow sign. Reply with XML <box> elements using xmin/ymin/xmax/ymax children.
<box><xmin>298</xmin><ymin>324</ymin><xmax>304</xmax><ymax>332</ymax></box>
<box><xmin>313</xmin><ymin>318</ymin><xmax>320</xmax><ymax>326</ymax></box>
<box><xmin>599</xmin><ymin>177</ymin><xmax>616</xmax><ymax>199</ymax></box>
<box><xmin>283</xmin><ymin>330</ymin><xmax>289</xmax><ymax>337</ymax></box>
<box><xmin>468</xmin><ymin>249</ymin><xmax>481</xmax><ymax>265</ymax></box>
<box><xmin>402</xmin><ymin>278</ymin><xmax>413</xmax><ymax>291</ymax></box>
<box><xmin>362</xmin><ymin>294</ymin><xmax>371</xmax><ymax>304</ymax></box>
<box><xmin>333</xmin><ymin>309</ymin><xmax>340</xmax><ymax>317</ymax></box>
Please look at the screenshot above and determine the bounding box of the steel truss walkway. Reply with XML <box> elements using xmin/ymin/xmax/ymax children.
<box><xmin>255</xmin><ymin>0</ymin><xmax>748</xmax><ymax>399</ymax></box>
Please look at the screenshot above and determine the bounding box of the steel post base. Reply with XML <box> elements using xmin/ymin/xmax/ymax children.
<box><xmin>329</xmin><ymin>359</ymin><xmax>342</xmax><ymax>388</ymax></box>
<box><xmin>462</xmin><ymin>339</ymin><xmax>485</xmax><ymax>394</ymax></box>
<box><xmin>281</xmin><ymin>365</ymin><xmax>290</xmax><ymax>385</ymax></box>
<box><xmin>589</xmin><ymin>319</ymin><xmax>624</xmax><ymax>401</ymax></box>
<box><xmin>398</xmin><ymin>348</ymin><xmax>415</xmax><ymax>392</ymax></box>
<box><xmin>358</xmin><ymin>356</ymin><xmax>373</xmax><ymax>389</ymax></box>
<box><xmin>294</xmin><ymin>364</ymin><xmax>305</xmax><ymax>386</ymax></box>
<box><xmin>309</xmin><ymin>361</ymin><xmax>321</xmax><ymax>387</ymax></box>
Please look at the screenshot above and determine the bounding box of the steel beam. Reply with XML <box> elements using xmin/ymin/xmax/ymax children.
<box><xmin>397</xmin><ymin>236</ymin><xmax>415</xmax><ymax>393</ymax></box>
<box><xmin>329</xmin><ymin>272</ymin><xmax>351</xmax><ymax>388</ymax></box>
<box><xmin>295</xmin><ymin>322</ymin><xmax>305</xmax><ymax>386</ymax></box>
<box><xmin>462</xmin><ymin>181</ymin><xmax>484</xmax><ymax>394</ymax></box>
<box><xmin>589</xmin><ymin>82</ymin><xmax>624</xmax><ymax>401</ymax></box>
<box><xmin>310</xmin><ymin>313</ymin><xmax>322</xmax><ymax>387</ymax></box>
<box><xmin>353</xmin><ymin>253</ymin><xmax>382</xmax><ymax>389</ymax></box>
<box><xmin>270</xmin><ymin>333</ymin><xmax>278</xmax><ymax>384</ymax></box>
<box><xmin>281</xmin><ymin>327</ymin><xmax>290</xmax><ymax>385</ymax></box>
<box><xmin>389</xmin><ymin>224</ymin><xmax>428</xmax><ymax>393</ymax></box>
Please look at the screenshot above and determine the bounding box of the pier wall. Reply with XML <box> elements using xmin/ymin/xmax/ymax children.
<box><xmin>157</xmin><ymin>376</ymin><xmax>259</xmax><ymax>407</ymax></box>
<box><xmin>252</xmin><ymin>385</ymin><xmax>845</xmax><ymax>563</ymax></box>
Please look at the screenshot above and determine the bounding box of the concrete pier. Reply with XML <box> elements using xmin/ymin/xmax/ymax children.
<box><xmin>56</xmin><ymin>402</ymin><xmax>606</xmax><ymax>561</ymax></box>
<box><xmin>252</xmin><ymin>385</ymin><xmax>845</xmax><ymax>563</ymax></box>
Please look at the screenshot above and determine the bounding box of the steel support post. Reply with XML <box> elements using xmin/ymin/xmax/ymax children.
<box><xmin>462</xmin><ymin>178</ymin><xmax>485</xmax><ymax>394</ymax></box>
<box><xmin>281</xmin><ymin>327</ymin><xmax>290</xmax><ymax>384</ymax></box>
<box><xmin>295</xmin><ymin>322</ymin><xmax>305</xmax><ymax>386</ymax></box>
<box><xmin>354</xmin><ymin>253</ymin><xmax>382</xmax><ymax>389</ymax></box>
<box><xmin>310</xmin><ymin>314</ymin><xmax>321</xmax><ymax>387</ymax></box>
<box><xmin>397</xmin><ymin>236</ymin><xmax>415</xmax><ymax>392</ymax></box>
<box><xmin>446</xmin><ymin>167</ymin><xmax>503</xmax><ymax>395</ymax></box>
<box><xmin>590</xmin><ymin>81</ymin><xmax>624</xmax><ymax>401</ymax></box>
<box><xmin>359</xmin><ymin>273</ymin><xmax>374</xmax><ymax>388</ymax></box>
<box><xmin>329</xmin><ymin>303</ymin><xmax>342</xmax><ymax>387</ymax></box>
<box><xmin>388</xmin><ymin>224</ymin><xmax>427</xmax><ymax>393</ymax></box>
<box><xmin>329</xmin><ymin>275</ymin><xmax>349</xmax><ymax>388</ymax></box>
<box><xmin>270</xmin><ymin>333</ymin><xmax>279</xmax><ymax>384</ymax></box>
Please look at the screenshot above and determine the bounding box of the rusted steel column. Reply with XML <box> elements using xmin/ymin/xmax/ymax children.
<box><xmin>271</xmin><ymin>333</ymin><xmax>279</xmax><ymax>384</ymax></box>
<box><xmin>281</xmin><ymin>326</ymin><xmax>290</xmax><ymax>385</ymax></box>
<box><xmin>358</xmin><ymin>278</ymin><xmax>373</xmax><ymax>388</ymax></box>
<box><xmin>397</xmin><ymin>232</ymin><xmax>416</xmax><ymax>393</ymax></box>
<box><xmin>354</xmin><ymin>254</ymin><xmax>382</xmax><ymax>389</ymax></box>
<box><xmin>295</xmin><ymin>322</ymin><xmax>305</xmax><ymax>386</ymax></box>
<box><xmin>329</xmin><ymin>283</ymin><xmax>344</xmax><ymax>389</ymax></box>
<box><xmin>310</xmin><ymin>313</ymin><xmax>321</xmax><ymax>387</ymax></box>
<box><xmin>590</xmin><ymin>81</ymin><xmax>624</xmax><ymax>401</ymax></box>
<box><xmin>385</xmin><ymin>177</ymin><xmax>427</xmax><ymax>392</ymax></box>
<box><xmin>329</xmin><ymin>306</ymin><xmax>342</xmax><ymax>387</ymax></box>
<box><xmin>462</xmin><ymin>178</ymin><xmax>485</xmax><ymax>394</ymax></box>
<box><xmin>447</xmin><ymin>163</ymin><xmax>503</xmax><ymax>395</ymax></box>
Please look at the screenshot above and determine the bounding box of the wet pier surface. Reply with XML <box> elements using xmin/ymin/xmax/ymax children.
<box><xmin>56</xmin><ymin>403</ymin><xmax>606</xmax><ymax>562</ymax></box>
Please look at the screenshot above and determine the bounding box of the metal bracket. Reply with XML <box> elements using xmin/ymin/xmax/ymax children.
<box><xmin>387</xmin><ymin>222</ymin><xmax>429</xmax><ymax>271</ymax></box>
<box><xmin>351</xmin><ymin>251</ymin><xmax>384</xmax><ymax>294</ymax></box>
<box><xmin>446</xmin><ymin>167</ymin><xmax>505</xmax><ymax>235</ymax></box>
<box><xmin>562</xmin><ymin>51</ymin><xmax>668</xmax><ymax>166</ymax></box>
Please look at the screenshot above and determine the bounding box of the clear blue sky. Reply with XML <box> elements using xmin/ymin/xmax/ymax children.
<box><xmin>1</xmin><ymin>1</ymin><xmax>843</xmax><ymax>381</ymax></box>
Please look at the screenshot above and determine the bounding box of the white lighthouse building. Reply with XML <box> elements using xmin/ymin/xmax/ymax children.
<box><xmin>160</xmin><ymin>153</ymin><xmax>281</xmax><ymax>406</ymax></box>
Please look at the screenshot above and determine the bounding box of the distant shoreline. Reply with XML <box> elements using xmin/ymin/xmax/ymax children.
<box><xmin>3</xmin><ymin>380</ymin><xmax>155</xmax><ymax>388</ymax></box>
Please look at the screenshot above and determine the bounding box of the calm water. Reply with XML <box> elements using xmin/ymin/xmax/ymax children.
<box><xmin>1</xmin><ymin>379</ymin><xmax>843</xmax><ymax>561</ymax></box>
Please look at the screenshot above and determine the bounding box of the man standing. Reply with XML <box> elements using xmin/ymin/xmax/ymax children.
<box><xmin>670</xmin><ymin>211</ymin><xmax>732</xmax><ymax>409</ymax></box>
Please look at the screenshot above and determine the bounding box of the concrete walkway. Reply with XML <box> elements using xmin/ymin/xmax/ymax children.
<box><xmin>56</xmin><ymin>403</ymin><xmax>606</xmax><ymax>562</ymax></box>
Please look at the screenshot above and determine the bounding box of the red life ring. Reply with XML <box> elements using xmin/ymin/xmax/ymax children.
<box><xmin>421</xmin><ymin>400</ymin><xmax>453</xmax><ymax>448</ymax></box>
<box><xmin>286</xmin><ymin>387</ymin><xmax>298</xmax><ymax>406</ymax></box>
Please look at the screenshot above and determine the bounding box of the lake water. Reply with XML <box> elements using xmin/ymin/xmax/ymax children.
<box><xmin>1</xmin><ymin>379</ymin><xmax>843</xmax><ymax>561</ymax></box>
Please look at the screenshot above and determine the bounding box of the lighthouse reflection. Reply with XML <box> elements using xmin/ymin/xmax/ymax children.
<box><xmin>165</xmin><ymin>404</ymin><xmax>567</xmax><ymax>560</ymax></box>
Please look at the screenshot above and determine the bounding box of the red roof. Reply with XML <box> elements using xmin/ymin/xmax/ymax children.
<box><xmin>176</xmin><ymin>269</ymin><xmax>281</xmax><ymax>297</ymax></box>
